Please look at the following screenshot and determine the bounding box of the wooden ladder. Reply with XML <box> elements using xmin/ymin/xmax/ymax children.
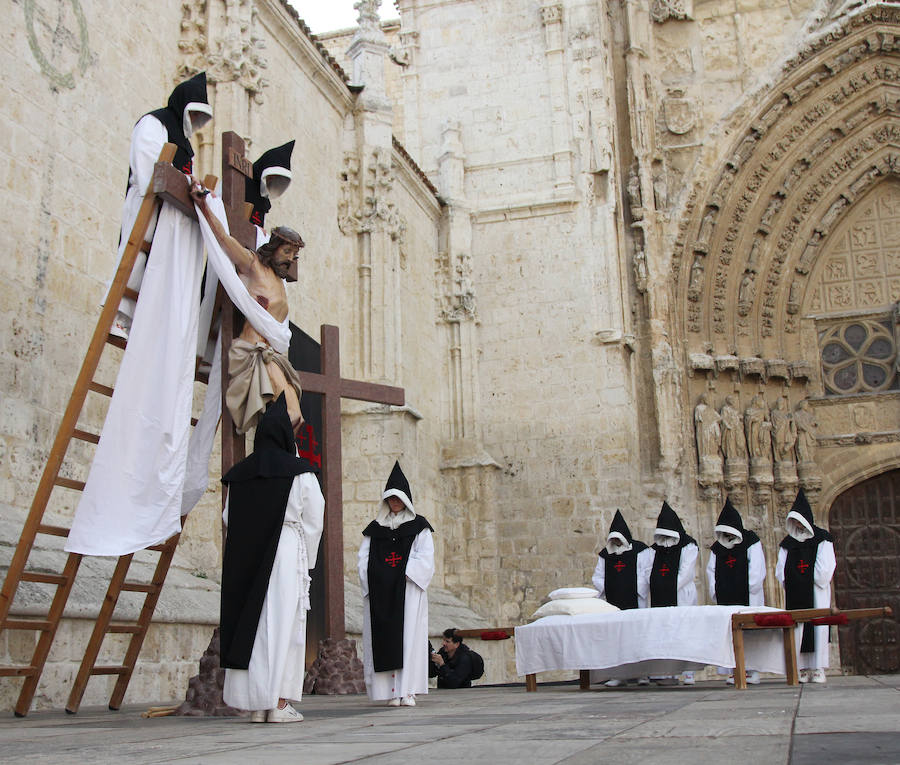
<box><xmin>0</xmin><ymin>144</ymin><xmax>216</xmax><ymax>716</ymax></box>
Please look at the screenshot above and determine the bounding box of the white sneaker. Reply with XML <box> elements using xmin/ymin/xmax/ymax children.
<box><xmin>604</xmin><ymin>678</ymin><xmax>625</xmax><ymax>687</ymax></box>
<box><xmin>746</xmin><ymin>671</ymin><xmax>761</xmax><ymax>685</ymax></box>
<box><xmin>810</xmin><ymin>668</ymin><xmax>826</xmax><ymax>684</ymax></box>
<box><xmin>637</xmin><ymin>677</ymin><xmax>650</xmax><ymax>686</ymax></box>
<box><xmin>249</xmin><ymin>710</ymin><xmax>266</xmax><ymax>723</ymax></box>
<box><xmin>387</xmin><ymin>698</ymin><xmax>401</xmax><ymax>707</ymax></box>
<box><xmin>267</xmin><ymin>703</ymin><xmax>303</xmax><ymax>722</ymax></box>
<box><xmin>798</xmin><ymin>669</ymin><xmax>810</xmax><ymax>683</ymax></box>
<box><xmin>401</xmin><ymin>694</ymin><xmax>416</xmax><ymax>707</ymax></box>
<box><xmin>682</xmin><ymin>673</ymin><xmax>695</xmax><ymax>686</ymax></box>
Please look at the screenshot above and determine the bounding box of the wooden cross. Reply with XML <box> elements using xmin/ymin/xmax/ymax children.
<box><xmin>217</xmin><ymin>133</ymin><xmax>405</xmax><ymax>640</ymax></box>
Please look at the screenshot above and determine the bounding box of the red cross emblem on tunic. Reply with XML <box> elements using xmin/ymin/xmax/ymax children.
<box><xmin>725</xmin><ymin>555</ymin><xmax>737</xmax><ymax>569</ymax></box>
<box><xmin>797</xmin><ymin>559</ymin><xmax>809</xmax><ymax>573</ymax></box>
<box><xmin>613</xmin><ymin>559</ymin><xmax>626</xmax><ymax>572</ymax></box>
<box><xmin>658</xmin><ymin>563</ymin><xmax>670</xmax><ymax>577</ymax></box>
<box><xmin>385</xmin><ymin>552</ymin><xmax>403</xmax><ymax>568</ymax></box>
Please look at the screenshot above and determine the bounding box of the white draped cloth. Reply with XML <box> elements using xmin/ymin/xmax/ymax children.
<box><xmin>775</xmin><ymin>540</ymin><xmax>837</xmax><ymax>669</ymax></box>
<box><xmin>67</xmin><ymin>189</ymin><xmax>293</xmax><ymax>554</ymax></box>
<box><xmin>358</xmin><ymin>527</ymin><xmax>434</xmax><ymax>701</ymax></box>
<box><xmin>515</xmin><ymin>606</ymin><xmax>789</xmax><ymax>679</ymax></box>
<box><xmin>223</xmin><ymin>471</ymin><xmax>325</xmax><ymax>711</ymax></box>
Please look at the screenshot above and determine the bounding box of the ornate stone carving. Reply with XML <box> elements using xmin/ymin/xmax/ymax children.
<box><xmin>663</xmin><ymin>89</ymin><xmax>696</xmax><ymax>135</ymax></box>
<box><xmin>720</xmin><ymin>394</ymin><xmax>748</xmax><ymax>487</ymax></box>
<box><xmin>738</xmin><ymin>271</ymin><xmax>756</xmax><ymax>317</ymax></box>
<box><xmin>540</xmin><ymin>3</ymin><xmax>563</xmax><ymax>26</ymax></box>
<box><xmin>627</xmin><ymin>165</ymin><xmax>643</xmax><ymax>220</ymax></box>
<box><xmin>771</xmin><ymin>396</ymin><xmax>798</xmax><ymax>488</ymax></box>
<box><xmin>438</xmin><ymin>251</ymin><xmax>478</xmax><ymax>322</ymax></box>
<box><xmin>695</xmin><ymin>392</ymin><xmax>723</xmax><ymax>486</ymax></box>
<box><xmin>650</xmin><ymin>0</ymin><xmax>693</xmax><ymax>23</ymax></box>
<box><xmin>687</xmin><ymin>254</ymin><xmax>704</xmax><ymax>301</ymax></box>
<box><xmin>337</xmin><ymin>149</ymin><xmax>406</xmax><ymax>243</ymax></box>
<box><xmin>633</xmin><ymin>248</ymin><xmax>648</xmax><ymax>294</ymax></box>
<box><xmin>745</xmin><ymin>393</ymin><xmax>773</xmax><ymax>486</ymax></box>
<box><xmin>179</xmin><ymin>0</ymin><xmax>268</xmax><ymax>104</ymax></box>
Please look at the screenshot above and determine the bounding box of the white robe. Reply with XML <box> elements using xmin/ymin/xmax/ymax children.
<box><xmin>592</xmin><ymin>547</ymin><xmax>654</xmax><ymax>609</ymax></box>
<box><xmin>358</xmin><ymin>527</ymin><xmax>434</xmax><ymax>701</ymax></box>
<box><xmin>223</xmin><ymin>471</ymin><xmax>325</xmax><ymax>711</ymax></box>
<box><xmin>776</xmin><ymin>540</ymin><xmax>837</xmax><ymax>669</ymax></box>
<box><xmin>706</xmin><ymin>540</ymin><xmax>767</xmax><ymax>607</ymax></box>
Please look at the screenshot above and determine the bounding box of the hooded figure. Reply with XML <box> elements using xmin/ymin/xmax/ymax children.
<box><xmin>113</xmin><ymin>72</ymin><xmax>213</xmax><ymax>338</ymax></box>
<box><xmin>706</xmin><ymin>498</ymin><xmax>766</xmax><ymax>607</ymax></box>
<box><xmin>776</xmin><ymin>489</ymin><xmax>836</xmax><ymax>683</ymax></box>
<box><xmin>592</xmin><ymin>510</ymin><xmax>653</xmax><ymax>610</ymax></box>
<box><xmin>358</xmin><ymin>462</ymin><xmax>435</xmax><ymax>707</ymax></box>
<box><xmin>67</xmin><ymin>75</ymin><xmax>214</xmax><ymax>556</ymax></box>
<box><xmin>648</xmin><ymin>501</ymin><xmax>699</xmax><ymax>608</ymax></box>
<box><xmin>220</xmin><ymin>393</ymin><xmax>325</xmax><ymax>721</ymax></box>
<box><xmin>246</xmin><ymin>140</ymin><xmax>295</xmax><ymax>235</ymax></box>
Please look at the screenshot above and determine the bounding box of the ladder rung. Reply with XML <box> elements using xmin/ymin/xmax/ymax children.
<box><xmin>72</xmin><ymin>428</ymin><xmax>100</xmax><ymax>444</ymax></box>
<box><xmin>0</xmin><ymin>666</ymin><xmax>38</xmax><ymax>677</ymax></box>
<box><xmin>106</xmin><ymin>334</ymin><xmax>127</xmax><ymax>351</ymax></box>
<box><xmin>88</xmin><ymin>381</ymin><xmax>114</xmax><ymax>397</ymax></box>
<box><xmin>91</xmin><ymin>665</ymin><xmax>129</xmax><ymax>676</ymax></box>
<box><xmin>195</xmin><ymin>370</ymin><xmax>209</xmax><ymax>385</ymax></box>
<box><xmin>37</xmin><ymin>523</ymin><xmax>70</xmax><ymax>537</ymax></box>
<box><xmin>121</xmin><ymin>582</ymin><xmax>159</xmax><ymax>594</ymax></box>
<box><xmin>54</xmin><ymin>477</ymin><xmax>85</xmax><ymax>492</ymax></box>
<box><xmin>107</xmin><ymin>623</ymin><xmax>142</xmax><ymax>634</ymax></box>
<box><xmin>2</xmin><ymin>619</ymin><xmax>54</xmax><ymax>632</ymax></box>
<box><xmin>123</xmin><ymin>287</ymin><xmax>140</xmax><ymax>301</ymax></box>
<box><xmin>20</xmin><ymin>572</ymin><xmax>68</xmax><ymax>586</ymax></box>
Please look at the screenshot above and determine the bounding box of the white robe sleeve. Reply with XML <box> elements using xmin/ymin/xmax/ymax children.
<box><xmin>775</xmin><ymin>546</ymin><xmax>787</xmax><ymax>585</ymax></box>
<box><xmin>678</xmin><ymin>543</ymin><xmax>699</xmax><ymax>590</ymax></box>
<box><xmin>129</xmin><ymin>116</ymin><xmax>168</xmax><ymax>194</ymax></box>
<box><xmin>358</xmin><ymin>536</ymin><xmax>371</xmax><ymax>598</ymax></box>
<box><xmin>591</xmin><ymin>555</ymin><xmax>605</xmax><ymax>598</ymax></box>
<box><xmin>814</xmin><ymin>540</ymin><xmax>836</xmax><ymax>588</ymax></box>
<box><xmin>748</xmin><ymin>541</ymin><xmax>767</xmax><ymax>605</ymax></box>
<box><xmin>299</xmin><ymin>473</ymin><xmax>325</xmax><ymax>569</ymax></box>
<box><xmin>636</xmin><ymin>547</ymin><xmax>653</xmax><ymax>607</ymax></box>
<box><xmin>706</xmin><ymin>550</ymin><xmax>717</xmax><ymax>604</ymax></box>
<box><xmin>405</xmin><ymin>529</ymin><xmax>435</xmax><ymax>592</ymax></box>
<box><xmin>222</xmin><ymin>490</ymin><xmax>230</xmax><ymax>528</ymax></box>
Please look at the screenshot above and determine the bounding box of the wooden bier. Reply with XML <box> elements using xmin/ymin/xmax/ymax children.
<box><xmin>730</xmin><ymin>606</ymin><xmax>893</xmax><ymax>690</ymax></box>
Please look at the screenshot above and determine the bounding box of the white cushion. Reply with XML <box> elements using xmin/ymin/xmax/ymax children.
<box><xmin>531</xmin><ymin>598</ymin><xmax>619</xmax><ymax>619</ymax></box>
<box><xmin>548</xmin><ymin>587</ymin><xmax>600</xmax><ymax>600</ymax></box>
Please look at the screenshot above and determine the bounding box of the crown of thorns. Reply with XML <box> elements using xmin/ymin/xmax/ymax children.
<box><xmin>270</xmin><ymin>225</ymin><xmax>304</xmax><ymax>249</ymax></box>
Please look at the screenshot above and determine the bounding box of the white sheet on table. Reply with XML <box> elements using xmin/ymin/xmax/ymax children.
<box><xmin>514</xmin><ymin>605</ymin><xmax>787</xmax><ymax>677</ymax></box>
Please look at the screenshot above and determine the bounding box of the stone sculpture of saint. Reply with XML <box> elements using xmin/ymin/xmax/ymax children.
<box><xmin>744</xmin><ymin>393</ymin><xmax>772</xmax><ymax>461</ymax></box>
<box><xmin>694</xmin><ymin>392</ymin><xmax>723</xmax><ymax>483</ymax></box>
<box><xmin>771</xmin><ymin>397</ymin><xmax>797</xmax><ymax>464</ymax></box>
<box><xmin>794</xmin><ymin>399</ymin><xmax>818</xmax><ymax>464</ymax></box>
<box><xmin>719</xmin><ymin>394</ymin><xmax>747</xmax><ymax>461</ymax></box>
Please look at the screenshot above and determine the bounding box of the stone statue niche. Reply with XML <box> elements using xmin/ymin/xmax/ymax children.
<box><xmin>719</xmin><ymin>393</ymin><xmax>748</xmax><ymax>488</ymax></box>
<box><xmin>770</xmin><ymin>396</ymin><xmax>798</xmax><ymax>490</ymax></box>
<box><xmin>744</xmin><ymin>392</ymin><xmax>773</xmax><ymax>486</ymax></box>
<box><xmin>694</xmin><ymin>391</ymin><xmax>723</xmax><ymax>486</ymax></box>
<box><xmin>794</xmin><ymin>398</ymin><xmax>822</xmax><ymax>490</ymax></box>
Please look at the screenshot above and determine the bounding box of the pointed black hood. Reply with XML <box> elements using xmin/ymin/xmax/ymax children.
<box><xmin>786</xmin><ymin>488</ymin><xmax>815</xmax><ymax>533</ymax></box>
<box><xmin>143</xmin><ymin>71</ymin><xmax>211</xmax><ymax>177</ymax></box>
<box><xmin>714</xmin><ymin>497</ymin><xmax>745</xmax><ymax>540</ymax></box>
<box><xmin>246</xmin><ymin>140</ymin><xmax>295</xmax><ymax>228</ymax></box>
<box><xmin>166</xmin><ymin>71</ymin><xmax>212</xmax><ymax>129</ymax></box>
<box><xmin>607</xmin><ymin>509</ymin><xmax>634</xmax><ymax>545</ymax></box>
<box><xmin>655</xmin><ymin>501</ymin><xmax>685</xmax><ymax>537</ymax></box>
<box><xmin>382</xmin><ymin>460</ymin><xmax>413</xmax><ymax>512</ymax></box>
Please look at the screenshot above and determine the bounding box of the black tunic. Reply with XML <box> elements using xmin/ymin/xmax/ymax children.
<box><xmin>710</xmin><ymin>531</ymin><xmax>760</xmax><ymax>606</ymax></box>
<box><xmin>598</xmin><ymin>542</ymin><xmax>647</xmax><ymax>610</ymax></box>
<box><xmin>363</xmin><ymin>515</ymin><xmax>433</xmax><ymax>672</ymax></box>
<box><xmin>780</xmin><ymin>528</ymin><xmax>832</xmax><ymax>653</ymax></box>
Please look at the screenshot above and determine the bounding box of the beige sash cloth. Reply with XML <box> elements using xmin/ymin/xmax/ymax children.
<box><xmin>226</xmin><ymin>338</ymin><xmax>303</xmax><ymax>434</ymax></box>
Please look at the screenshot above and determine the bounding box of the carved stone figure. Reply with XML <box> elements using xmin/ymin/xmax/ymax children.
<box><xmin>738</xmin><ymin>271</ymin><xmax>756</xmax><ymax>316</ymax></box>
<box><xmin>794</xmin><ymin>399</ymin><xmax>818</xmax><ymax>464</ymax></box>
<box><xmin>627</xmin><ymin>166</ymin><xmax>643</xmax><ymax>220</ymax></box>
<box><xmin>694</xmin><ymin>392</ymin><xmax>723</xmax><ymax>485</ymax></box>
<box><xmin>745</xmin><ymin>393</ymin><xmax>774</xmax><ymax>486</ymax></box>
<box><xmin>720</xmin><ymin>394</ymin><xmax>747</xmax><ymax>461</ymax></box>
<box><xmin>633</xmin><ymin>248</ymin><xmax>648</xmax><ymax>293</ymax></box>
<box><xmin>770</xmin><ymin>397</ymin><xmax>797</xmax><ymax>463</ymax></box>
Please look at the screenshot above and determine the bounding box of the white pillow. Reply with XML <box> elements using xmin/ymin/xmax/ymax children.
<box><xmin>531</xmin><ymin>598</ymin><xmax>619</xmax><ymax>619</ymax></box>
<box><xmin>548</xmin><ymin>587</ymin><xmax>599</xmax><ymax>600</ymax></box>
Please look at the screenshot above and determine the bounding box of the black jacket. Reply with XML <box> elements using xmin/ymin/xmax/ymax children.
<box><xmin>428</xmin><ymin>643</ymin><xmax>474</xmax><ymax>688</ymax></box>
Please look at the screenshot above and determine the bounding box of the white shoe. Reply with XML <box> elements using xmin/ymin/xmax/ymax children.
<box><xmin>110</xmin><ymin>315</ymin><xmax>131</xmax><ymax>340</ymax></box>
<box><xmin>798</xmin><ymin>669</ymin><xmax>810</xmax><ymax>684</ymax></box>
<box><xmin>604</xmin><ymin>678</ymin><xmax>625</xmax><ymax>687</ymax></box>
<box><xmin>249</xmin><ymin>710</ymin><xmax>266</xmax><ymax>723</ymax></box>
<box><xmin>682</xmin><ymin>673</ymin><xmax>695</xmax><ymax>686</ymax></box>
<box><xmin>636</xmin><ymin>677</ymin><xmax>650</xmax><ymax>686</ymax></box>
<box><xmin>810</xmin><ymin>668</ymin><xmax>826</xmax><ymax>684</ymax></box>
<box><xmin>267</xmin><ymin>703</ymin><xmax>303</xmax><ymax>722</ymax></box>
<box><xmin>400</xmin><ymin>694</ymin><xmax>416</xmax><ymax>707</ymax></box>
<box><xmin>746</xmin><ymin>671</ymin><xmax>761</xmax><ymax>685</ymax></box>
<box><xmin>387</xmin><ymin>698</ymin><xmax>401</xmax><ymax>707</ymax></box>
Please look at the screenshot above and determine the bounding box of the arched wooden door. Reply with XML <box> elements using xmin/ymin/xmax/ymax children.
<box><xmin>829</xmin><ymin>469</ymin><xmax>900</xmax><ymax>674</ymax></box>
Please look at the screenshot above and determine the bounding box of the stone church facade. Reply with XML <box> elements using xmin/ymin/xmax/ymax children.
<box><xmin>0</xmin><ymin>0</ymin><xmax>897</xmax><ymax>707</ymax></box>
